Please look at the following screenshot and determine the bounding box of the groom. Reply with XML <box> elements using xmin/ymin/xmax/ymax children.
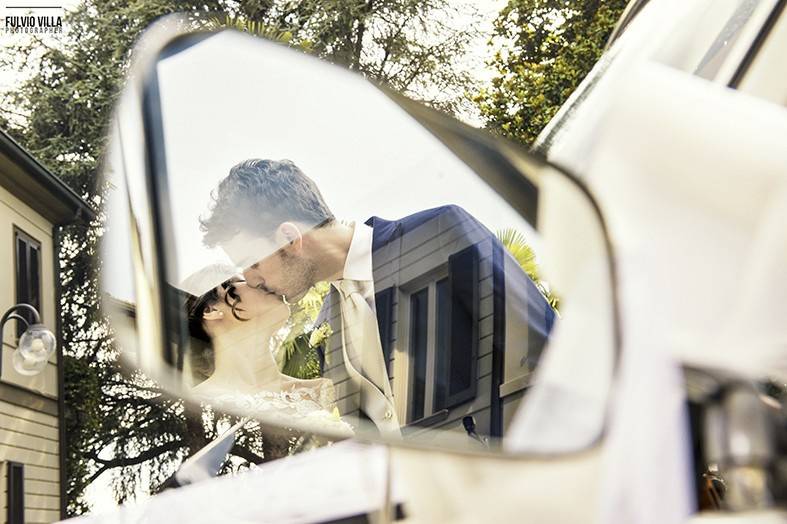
<box><xmin>200</xmin><ymin>159</ymin><xmax>555</xmax><ymax>436</ymax></box>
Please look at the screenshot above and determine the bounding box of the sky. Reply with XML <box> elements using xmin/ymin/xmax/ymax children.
<box><xmin>101</xmin><ymin>28</ymin><xmax>540</xmax><ymax>304</ymax></box>
<box><xmin>0</xmin><ymin>0</ymin><xmax>80</xmax><ymax>93</ymax></box>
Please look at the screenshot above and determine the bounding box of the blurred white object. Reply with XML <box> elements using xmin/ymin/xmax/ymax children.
<box><xmin>174</xmin><ymin>420</ymin><xmax>243</xmax><ymax>486</ymax></box>
<box><xmin>505</xmin><ymin>173</ymin><xmax>615</xmax><ymax>453</ymax></box>
<box><xmin>584</xmin><ymin>61</ymin><xmax>787</xmax><ymax>523</ymax></box>
<box><xmin>61</xmin><ymin>441</ymin><xmax>393</xmax><ymax>524</ymax></box>
<box><xmin>78</xmin><ymin>0</ymin><xmax>787</xmax><ymax>521</ymax></box>
<box><xmin>589</xmin><ymin>62</ymin><xmax>787</xmax><ymax>380</ymax></box>
<box><xmin>599</xmin><ymin>338</ymin><xmax>694</xmax><ymax>524</ymax></box>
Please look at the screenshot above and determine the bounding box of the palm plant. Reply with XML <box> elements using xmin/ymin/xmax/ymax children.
<box><xmin>202</xmin><ymin>14</ymin><xmax>293</xmax><ymax>42</ymax></box>
<box><xmin>496</xmin><ymin>228</ymin><xmax>559</xmax><ymax>311</ymax></box>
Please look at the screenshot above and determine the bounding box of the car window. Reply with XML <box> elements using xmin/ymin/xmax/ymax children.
<box><xmin>694</xmin><ymin>0</ymin><xmax>771</xmax><ymax>80</ymax></box>
<box><xmin>730</xmin><ymin>2</ymin><xmax>787</xmax><ymax>105</ymax></box>
<box><xmin>534</xmin><ymin>0</ymin><xmax>780</xmax><ymax>166</ymax></box>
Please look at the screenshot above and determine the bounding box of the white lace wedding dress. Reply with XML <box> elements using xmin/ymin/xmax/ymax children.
<box><xmin>192</xmin><ymin>376</ymin><xmax>355</xmax><ymax>437</ymax></box>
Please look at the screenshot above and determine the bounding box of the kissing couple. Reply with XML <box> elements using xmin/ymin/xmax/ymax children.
<box><xmin>184</xmin><ymin>158</ymin><xmax>556</xmax><ymax>437</ymax></box>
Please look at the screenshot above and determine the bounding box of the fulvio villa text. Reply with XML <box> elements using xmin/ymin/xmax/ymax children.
<box><xmin>5</xmin><ymin>15</ymin><xmax>63</xmax><ymax>33</ymax></box>
<box><xmin>5</xmin><ymin>16</ymin><xmax>63</xmax><ymax>28</ymax></box>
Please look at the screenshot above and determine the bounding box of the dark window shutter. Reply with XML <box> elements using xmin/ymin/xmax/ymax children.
<box><xmin>7</xmin><ymin>461</ymin><xmax>24</xmax><ymax>524</ymax></box>
<box><xmin>374</xmin><ymin>287</ymin><xmax>395</xmax><ymax>377</ymax></box>
<box><xmin>439</xmin><ymin>244</ymin><xmax>479</xmax><ymax>410</ymax></box>
<box><xmin>15</xmin><ymin>236</ymin><xmax>27</xmax><ymax>287</ymax></box>
<box><xmin>15</xmin><ymin>229</ymin><xmax>42</xmax><ymax>337</ymax></box>
<box><xmin>433</xmin><ymin>278</ymin><xmax>450</xmax><ymax>410</ymax></box>
<box><xmin>30</xmin><ymin>244</ymin><xmax>41</xmax><ymax>313</ymax></box>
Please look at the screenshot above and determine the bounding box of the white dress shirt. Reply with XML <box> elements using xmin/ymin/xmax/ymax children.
<box><xmin>337</xmin><ymin>222</ymin><xmax>377</xmax><ymax>310</ymax></box>
<box><xmin>326</xmin><ymin>222</ymin><xmax>400</xmax><ymax>434</ymax></box>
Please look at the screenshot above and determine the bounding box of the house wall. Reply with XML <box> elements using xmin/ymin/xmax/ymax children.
<box><xmin>0</xmin><ymin>183</ymin><xmax>61</xmax><ymax>524</ymax></box>
<box><xmin>323</xmin><ymin>210</ymin><xmax>497</xmax><ymax>440</ymax></box>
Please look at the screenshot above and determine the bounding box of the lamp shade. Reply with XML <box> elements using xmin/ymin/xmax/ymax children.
<box><xmin>12</xmin><ymin>348</ymin><xmax>48</xmax><ymax>376</ymax></box>
<box><xmin>15</xmin><ymin>324</ymin><xmax>56</xmax><ymax>370</ymax></box>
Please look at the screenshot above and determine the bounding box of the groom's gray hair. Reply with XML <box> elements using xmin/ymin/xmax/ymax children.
<box><xmin>200</xmin><ymin>159</ymin><xmax>335</xmax><ymax>247</ymax></box>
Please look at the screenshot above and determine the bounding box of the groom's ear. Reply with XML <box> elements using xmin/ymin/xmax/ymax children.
<box><xmin>276</xmin><ymin>222</ymin><xmax>303</xmax><ymax>253</ymax></box>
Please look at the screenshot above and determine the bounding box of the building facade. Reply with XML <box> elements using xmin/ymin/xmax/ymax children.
<box><xmin>322</xmin><ymin>206</ymin><xmax>555</xmax><ymax>443</ymax></box>
<box><xmin>0</xmin><ymin>130</ymin><xmax>93</xmax><ymax>523</ymax></box>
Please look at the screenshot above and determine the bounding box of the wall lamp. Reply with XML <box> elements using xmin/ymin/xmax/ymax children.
<box><xmin>0</xmin><ymin>304</ymin><xmax>56</xmax><ymax>377</ymax></box>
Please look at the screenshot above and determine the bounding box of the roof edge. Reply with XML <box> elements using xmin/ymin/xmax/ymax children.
<box><xmin>0</xmin><ymin>128</ymin><xmax>97</xmax><ymax>224</ymax></box>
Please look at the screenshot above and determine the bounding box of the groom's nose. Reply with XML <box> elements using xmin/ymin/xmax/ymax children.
<box><xmin>243</xmin><ymin>267</ymin><xmax>262</xmax><ymax>288</ymax></box>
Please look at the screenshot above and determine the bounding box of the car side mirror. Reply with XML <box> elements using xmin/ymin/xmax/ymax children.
<box><xmin>101</xmin><ymin>21</ymin><xmax>619</xmax><ymax>456</ymax></box>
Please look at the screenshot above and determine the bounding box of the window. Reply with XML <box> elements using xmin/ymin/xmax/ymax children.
<box><xmin>693</xmin><ymin>0</ymin><xmax>774</xmax><ymax>81</ymax></box>
<box><xmin>15</xmin><ymin>228</ymin><xmax>42</xmax><ymax>338</ymax></box>
<box><xmin>7</xmin><ymin>461</ymin><xmax>24</xmax><ymax>524</ymax></box>
<box><xmin>728</xmin><ymin>0</ymin><xmax>787</xmax><ymax>102</ymax></box>
<box><xmin>408</xmin><ymin>281</ymin><xmax>451</xmax><ymax>422</ymax></box>
<box><xmin>433</xmin><ymin>278</ymin><xmax>450</xmax><ymax>410</ymax></box>
<box><xmin>404</xmin><ymin>245</ymin><xmax>479</xmax><ymax>424</ymax></box>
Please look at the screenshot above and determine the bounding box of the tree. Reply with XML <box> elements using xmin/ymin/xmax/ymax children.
<box><xmin>474</xmin><ymin>0</ymin><xmax>628</xmax><ymax>145</ymax></box>
<box><xmin>225</xmin><ymin>0</ymin><xmax>483</xmax><ymax>115</ymax></box>
<box><xmin>0</xmin><ymin>0</ymin><xmax>483</xmax><ymax>513</ymax></box>
<box><xmin>0</xmin><ymin>0</ymin><xmax>229</xmax><ymax>513</ymax></box>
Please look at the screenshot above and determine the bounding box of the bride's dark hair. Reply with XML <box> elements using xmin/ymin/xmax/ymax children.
<box><xmin>185</xmin><ymin>288</ymin><xmax>218</xmax><ymax>384</ymax></box>
<box><xmin>184</xmin><ymin>279</ymin><xmax>247</xmax><ymax>384</ymax></box>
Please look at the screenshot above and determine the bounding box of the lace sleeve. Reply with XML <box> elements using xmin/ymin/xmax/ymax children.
<box><xmin>281</xmin><ymin>376</ymin><xmax>336</xmax><ymax>411</ymax></box>
<box><xmin>197</xmin><ymin>387</ymin><xmax>353</xmax><ymax>437</ymax></box>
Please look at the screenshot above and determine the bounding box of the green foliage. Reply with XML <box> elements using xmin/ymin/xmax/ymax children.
<box><xmin>0</xmin><ymin>0</ymin><xmax>226</xmax><ymax>514</ymax></box>
<box><xmin>497</xmin><ymin>227</ymin><xmax>540</xmax><ymax>281</ymax></box>
<box><xmin>225</xmin><ymin>0</ymin><xmax>483</xmax><ymax>114</ymax></box>
<box><xmin>62</xmin><ymin>356</ymin><xmax>104</xmax><ymax>515</ymax></box>
<box><xmin>278</xmin><ymin>282</ymin><xmax>330</xmax><ymax>379</ymax></box>
<box><xmin>496</xmin><ymin>228</ymin><xmax>559</xmax><ymax>311</ymax></box>
<box><xmin>202</xmin><ymin>13</ymin><xmax>296</xmax><ymax>44</ymax></box>
<box><xmin>475</xmin><ymin>0</ymin><xmax>628</xmax><ymax>145</ymax></box>
<box><xmin>280</xmin><ymin>333</ymin><xmax>322</xmax><ymax>379</ymax></box>
<box><xmin>1</xmin><ymin>0</ymin><xmax>481</xmax><ymax>513</ymax></box>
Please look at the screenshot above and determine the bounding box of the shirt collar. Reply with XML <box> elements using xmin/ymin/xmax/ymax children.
<box><xmin>341</xmin><ymin>222</ymin><xmax>374</xmax><ymax>282</ymax></box>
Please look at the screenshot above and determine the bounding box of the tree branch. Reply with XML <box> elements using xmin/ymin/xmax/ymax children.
<box><xmin>91</xmin><ymin>440</ymin><xmax>184</xmax><ymax>469</ymax></box>
<box><xmin>84</xmin><ymin>464</ymin><xmax>111</xmax><ymax>486</ymax></box>
<box><xmin>375</xmin><ymin>19</ymin><xmax>407</xmax><ymax>79</ymax></box>
<box><xmin>351</xmin><ymin>0</ymin><xmax>374</xmax><ymax>69</ymax></box>
<box><xmin>229</xmin><ymin>443</ymin><xmax>267</xmax><ymax>465</ymax></box>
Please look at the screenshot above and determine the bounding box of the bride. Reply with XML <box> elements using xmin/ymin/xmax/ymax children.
<box><xmin>183</xmin><ymin>268</ymin><xmax>351</xmax><ymax>435</ymax></box>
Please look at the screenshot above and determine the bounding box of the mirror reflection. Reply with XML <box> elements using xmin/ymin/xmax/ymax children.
<box><xmin>150</xmin><ymin>31</ymin><xmax>560</xmax><ymax>446</ymax></box>
<box><xmin>104</xmin><ymin>29</ymin><xmax>613</xmax><ymax>455</ymax></box>
<box><xmin>177</xmin><ymin>157</ymin><xmax>555</xmax><ymax>442</ymax></box>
